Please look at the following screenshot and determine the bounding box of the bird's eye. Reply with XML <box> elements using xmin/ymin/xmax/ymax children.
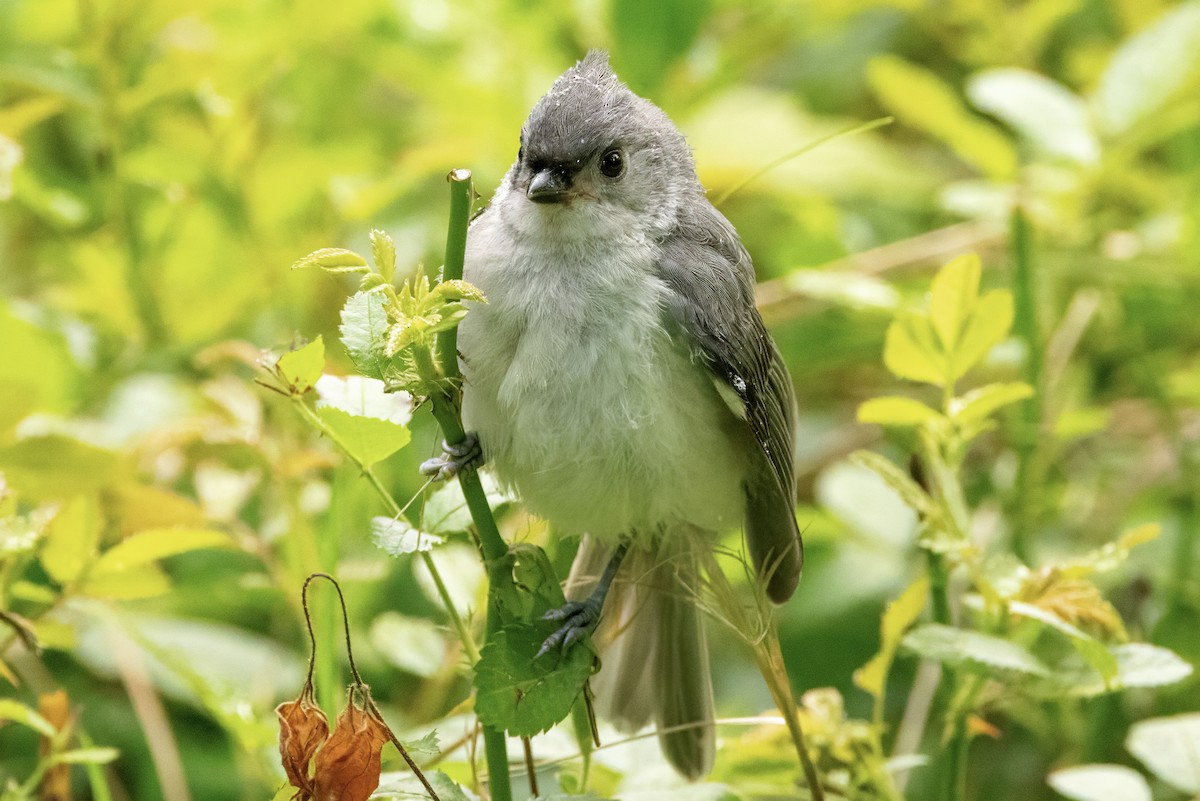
<box><xmin>599</xmin><ymin>148</ymin><xmax>625</xmax><ymax>178</ymax></box>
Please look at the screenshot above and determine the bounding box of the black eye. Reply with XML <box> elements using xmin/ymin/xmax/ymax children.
<box><xmin>599</xmin><ymin>148</ymin><xmax>625</xmax><ymax>178</ymax></box>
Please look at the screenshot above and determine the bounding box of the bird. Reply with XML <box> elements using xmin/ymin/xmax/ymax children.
<box><xmin>429</xmin><ymin>50</ymin><xmax>802</xmax><ymax>780</ymax></box>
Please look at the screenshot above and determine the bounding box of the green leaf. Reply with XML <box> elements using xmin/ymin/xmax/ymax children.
<box><xmin>315</xmin><ymin>406</ymin><xmax>411</xmax><ymax>467</ymax></box>
<box><xmin>370</xmin><ymin>517</ymin><xmax>442</xmax><ymax>555</ymax></box>
<box><xmin>473</xmin><ymin>623</ymin><xmax>595</xmax><ymax>737</ymax></box>
<box><xmin>0</xmin><ymin>698</ymin><xmax>56</xmax><ymax>736</ymax></box>
<box><xmin>930</xmin><ymin>253</ymin><xmax>981</xmax><ymax>352</ymax></box>
<box><xmin>339</xmin><ymin>291</ymin><xmax>392</xmax><ymax>381</ymax></box>
<box><xmin>0</xmin><ymin>435</ymin><xmax>123</xmax><ymax>498</ymax></box>
<box><xmin>41</xmin><ymin>494</ymin><xmax>100</xmax><ymax>584</ymax></box>
<box><xmin>1092</xmin><ymin>1</ymin><xmax>1200</xmax><ymax>138</ymax></box>
<box><xmin>848</xmin><ymin>450</ymin><xmax>936</xmax><ymax>518</ymax></box>
<box><xmin>949</xmin><ymin>290</ymin><xmax>1014</xmax><ymax>382</ymax></box>
<box><xmin>868</xmin><ymin>55</ymin><xmax>1018</xmax><ymax>179</ymax></box>
<box><xmin>376</xmin><ymin>770</ymin><xmax>472</xmax><ymax>801</ymax></box>
<box><xmin>428</xmin><ymin>279</ymin><xmax>486</xmax><ymax>304</ymax></box>
<box><xmin>1126</xmin><ymin>713</ymin><xmax>1200</xmax><ymax>794</ymax></box>
<box><xmin>89</xmin><ymin>528</ymin><xmax>235</xmax><ymax>576</ymax></box>
<box><xmin>1047</xmin><ymin>764</ymin><xmax>1151</xmax><ymax>801</ymax></box>
<box><xmin>275</xmin><ymin>336</ymin><xmax>325</xmax><ymax>394</ymax></box>
<box><xmin>50</xmin><ymin>747</ymin><xmax>121</xmax><ymax>766</ymax></box>
<box><xmin>902</xmin><ymin>623</ymin><xmax>1051</xmax><ymax>678</ymax></box>
<box><xmin>857</xmin><ymin>396</ymin><xmax>940</xmax><ymax>427</ymax></box>
<box><xmin>422</xmin><ymin>472</ymin><xmax>513</xmax><ymax>536</ymax></box>
<box><xmin>967</xmin><ymin>68</ymin><xmax>1099</xmax><ymax>166</ymax></box>
<box><xmin>1063</xmin><ymin>643</ymin><xmax>1193</xmax><ymax>697</ymax></box>
<box><xmin>855</xmin><ymin>575</ymin><xmax>929</xmax><ymax>699</ymax></box>
<box><xmin>949</xmin><ymin>382</ymin><xmax>1034</xmax><ymax>423</ymax></box>
<box><xmin>291</xmin><ymin>247</ymin><xmax>369</xmax><ymax>273</ymax></box>
<box><xmin>370</xmin><ymin>229</ymin><xmax>396</xmax><ymax>282</ymax></box>
<box><xmin>1009</xmin><ymin>600</ymin><xmax>1117</xmax><ymax>682</ymax></box>
<box><xmin>883</xmin><ymin>312</ymin><xmax>946</xmax><ymax>386</ymax></box>
<box><xmin>400</xmin><ymin>731</ymin><xmax>440</xmax><ymax>761</ymax></box>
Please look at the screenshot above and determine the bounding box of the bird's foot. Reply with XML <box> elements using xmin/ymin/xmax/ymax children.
<box><xmin>419</xmin><ymin>433</ymin><xmax>484</xmax><ymax>481</ymax></box>
<box><xmin>536</xmin><ymin>596</ymin><xmax>603</xmax><ymax>659</ymax></box>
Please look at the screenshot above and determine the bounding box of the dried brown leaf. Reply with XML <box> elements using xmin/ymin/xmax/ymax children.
<box><xmin>39</xmin><ymin>690</ymin><xmax>70</xmax><ymax>801</ymax></box>
<box><xmin>276</xmin><ymin>687</ymin><xmax>329</xmax><ymax>799</ymax></box>
<box><xmin>312</xmin><ymin>692</ymin><xmax>390</xmax><ymax>801</ymax></box>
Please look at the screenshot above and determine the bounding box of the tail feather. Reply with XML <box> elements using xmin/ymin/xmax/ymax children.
<box><xmin>568</xmin><ymin>535</ymin><xmax>715</xmax><ymax>779</ymax></box>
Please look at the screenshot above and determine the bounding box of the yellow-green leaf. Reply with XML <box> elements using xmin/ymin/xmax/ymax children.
<box><xmin>276</xmin><ymin>337</ymin><xmax>325</xmax><ymax>394</ymax></box>
<box><xmin>855</xmin><ymin>575</ymin><xmax>929</xmax><ymax>699</ymax></box>
<box><xmin>290</xmin><ymin>248</ymin><xmax>369</xmax><ymax>273</ymax></box>
<box><xmin>0</xmin><ymin>699</ymin><xmax>56</xmax><ymax>736</ymax></box>
<box><xmin>370</xmin><ymin>229</ymin><xmax>396</xmax><ymax>281</ymax></box>
<box><xmin>950</xmin><ymin>290</ymin><xmax>1014</xmax><ymax>382</ymax></box>
<box><xmin>950</xmin><ymin>382</ymin><xmax>1034</xmax><ymax>423</ymax></box>
<box><xmin>80</xmin><ymin>563</ymin><xmax>173</xmax><ymax>599</ymax></box>
<box><xmin>315</xmin><ymin>406</ymin><xmax>411</xmax><ymax>467</ymax></box>
<box><xmin>848</xmin><ymin>450</ymin><xmax>936</xmax><ymax>517</ymax></box>
<box><xmin>41</xmin><ymin>494</ymin><xmax>101</xmax><ymax>585</ymax></box>
<box><xmin>883</xmin><ymin>312</ymin><xmax>946</xmax><ymax>386</ymax></box>
<box><xmin>857</xmin><ymin>396</ymin><xmax>941</xmax><ymax>427</ymax></box>
<box><xmin>930</xmin><ymin>253</ymin><xmax>981</xmax><ymax>352</ymax></box>
<box><xmin>89</xmin><ymin>528</ymin><xmax>235</xmax><ymax>577</ymax></box>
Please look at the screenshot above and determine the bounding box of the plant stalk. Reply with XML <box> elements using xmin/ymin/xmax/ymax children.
<box><xmin>431</xmin><ymin>169</ymin><xmax>514</xmax><ymax>801</ymax></box>
<box><xmin>1009</xmin><ymin>204</ymin><xmax>1041</xmax><ymax>564</ymax></box>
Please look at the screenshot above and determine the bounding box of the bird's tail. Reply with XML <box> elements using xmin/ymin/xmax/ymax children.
<box><xmin>566</xmin><ymin>534</ymin><xmax>715</xmax><ymax>780</ymax></box>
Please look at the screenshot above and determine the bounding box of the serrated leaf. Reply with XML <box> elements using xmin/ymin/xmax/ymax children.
<box><xmin>0</xmin><ymin>699</ymin><xmax>56</xmax><ymax>736</ymax></box>
<box><xmin>902</xmin><ymin>623</ymin><xmax>1050</xmax><ymax>678</ymax></box>
<box><xmin>291</xmin><ymin>248</ymin><xmax>369</xmax><ymax>273</ymax></box>
<box><xmin>276</xmin><ymin>337</ymin><xmax>325</xmax><ymax>393</ymax></box>
<box><xmin>370</xmin><ymin>517</ymin><xmax>442</xmax><ymax>556</ymax></box>
<box><xmin>1126</xmin><ymin>713</ymin><xmax>1200</xmax><ymax>794</ymax></box>
<box><xmin>422</xmin><ymin>473</ymin><xmax>513</xmax><ymax>536</ymax></box>
<box><xmin>855</xmin><ymin>576</ymin><xmax>929</xmax><ymax>699</ymax></box>
<box><xmin>848</xmin><ymin>450</ymin><xmax>935</xmax><ymax>517</ymax></box>
<box><xmin>1092</xmin><ymin>1</ymin><xmax>1200</xmax><ymax>139</ymax></box>
<box><xmin>930</xmin><ymin>253</ymin><xmax>981</xmax><ymax>352</ymax></box>
<box><xmin>1010</xmin><ymin>601</ymin><xmax>1117</xmax><ymax>682</ymax></box>
<box><xmin>1064</xmin><ymin>643</ymin><xmax>1193</xmax><ymax>697</ymax></box>
<box><xmin>857</xmin><ymin>396</ymin><xmax>940</xmax><ymax>427</ymax></box>
<box><xmin>88</xmin><ymin>528</ymin><xmax>234</xmax><ymax>576</ymax></box>
<box><xmin>315</xmin><ymin>375</ymin><xmax>412</xmax><ymax>425</ymax></box>
<box><xmin>41</xmin><ymin>494</ymin><xmax>100</xmax><ymax>584</ymax></box>
<box><xmin>967</xmin><ymin>69</ymin><xmax>1100</xmax><ymax>166</ymax></box>
<box><xmin>883</xmin><ymin>311</ymin><xmax>946</xmax><ymax>386</ymax></box>
<box><xmin>949</xmin><ymin>382</ymin><xmax>1033</xmax><ymax>423</ymax></box>
<box><xmin>1047</xmin><ymin>764</ymin><xmax>1151</xmax><ymax>801</ymax></box>
<box><xmin>473</xmin><ymin>623</ymin><xmax>595</xmax><ymax>737</ymax></box>
<box><xmin>370</xmin><ymin>229</ymin><xmax>396</xmax><ymax>281</ymax></box>
<box><xmin>315</xmin><ymin>406</ymin><xmax>411</xmax><ymax>467</ymax></box>
<box><xmin>428</xmin><ymin>279</ymin><xmax>486</xmax><ymax>304</ymax></box>
<box><xmin>339</xmin><ymin>291</ymin><xmax>392</xmax><ymax>381</ymax></box>
<box><xmin>950</xmin><ymin>290</ymin><xmax>1013</xmax><ymax>382</ymax></box>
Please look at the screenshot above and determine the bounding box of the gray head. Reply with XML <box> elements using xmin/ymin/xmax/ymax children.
<box><xmin>506</xmin><ymin>51</ymin><xmax>699</xmax><ymax>235</ymax></box>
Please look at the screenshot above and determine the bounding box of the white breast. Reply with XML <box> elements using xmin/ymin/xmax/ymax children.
<box><xmin>459</xmin><ymin>195</ymin><xmax>749</xmax><ymax>543</ymax></box>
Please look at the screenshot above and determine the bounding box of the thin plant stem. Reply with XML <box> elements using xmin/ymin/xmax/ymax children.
<box><xmin>291</xmin><ymin>398</ymin><xmax>480</xmax><ymax>664</ymax></box>
<box><xmin>428</xmin><ymin>169</ymin><xmax>514</xmax><ymax>801</ymax></box>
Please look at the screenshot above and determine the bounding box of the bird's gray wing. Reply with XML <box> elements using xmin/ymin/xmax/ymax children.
<box><xmin>656</xmin><ymin>200</ymin><xmax>802</xmax><ymax>603</ymax></box>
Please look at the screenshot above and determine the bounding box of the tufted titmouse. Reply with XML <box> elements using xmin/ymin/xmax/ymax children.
<box><xmin>439</xmin><ymin>51</ymin><xmax>802</xmax><ymax>779</ymax></box>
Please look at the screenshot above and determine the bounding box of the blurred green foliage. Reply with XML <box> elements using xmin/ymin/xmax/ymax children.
<box><xmin>1</xmin><ymin>0</ymin><xmax>1199</xmax><ymax>799</ymax></box>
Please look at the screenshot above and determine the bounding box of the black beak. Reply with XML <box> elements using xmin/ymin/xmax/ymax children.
<box><xmin>527</xmin><ymin>168</ymin><xmax>572</xmax><ymax>204</ymax></box>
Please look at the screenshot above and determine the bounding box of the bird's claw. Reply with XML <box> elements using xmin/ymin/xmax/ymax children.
<box><xmin>535</xmin><ymin>599</ymin><xmax>600</xmax><ymax>659</ymax></box>
<box><xmin>419</xmin><ymin>433</ymin><xmax>484</xmax><ymax>481</ymax></box>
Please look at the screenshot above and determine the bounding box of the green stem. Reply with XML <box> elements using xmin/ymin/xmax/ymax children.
<box><xmin>291</xmin><ymin>398</ymin><xmax>480</xmax><ymax>664</ymax></box>
<box><xmin>430</xmin><ymin>169</ymin><xmax>514</xmax><ymax>801</ymax></box>
<box><xmin>1009</xmin><ymin>204</ymin><xmax>1041</xmax><ymax>564</ymax></box>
